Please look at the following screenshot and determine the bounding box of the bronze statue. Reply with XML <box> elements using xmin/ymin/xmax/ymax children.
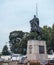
<box><xmin>30</xmin><ymin>15</ymin><xmax>42</xmax><ymax>40</ymax></box>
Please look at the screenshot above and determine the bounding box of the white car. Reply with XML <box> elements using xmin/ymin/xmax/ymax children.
<box><xmin>19</xmin><ymin>55</ymin><xmax>27</xmax><ymax>63</ymax></box>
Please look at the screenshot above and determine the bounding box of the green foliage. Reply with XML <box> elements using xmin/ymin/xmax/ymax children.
<box><xmin>42</xmin><ymin>26</ymin><xmax>51</xmax><ymax>52</ymax></box>
<box><xmin>50</xmin><ymin>24</ymin><xmax>54</xmax><ymax>51</ymax></box>
<box><xmin>9</xmin><ymin>31</ymin><xmax>24</xmax><ymax>54</ymax></box>
<box><xmin>42</xmin><ymin>25</ymin><xmax>54</xmax><ymax>53</ymax></box>
<box><xmin>2</xmin><ymin>45</ymin><xmax>10</xmax><ymax>55</ymax></box>
<box><xmin>9</xmin><ymin>31</ymin><xmax>29</xmax><ymax>54</ymax></box>
<box><xmin>28</xmin><ymin>32</ymin><xmax>38</xmax><ymax>40</ymax></box>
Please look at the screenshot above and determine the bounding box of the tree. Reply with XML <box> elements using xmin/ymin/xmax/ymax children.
<box><xmin>42</xmin><ymin>26</ymin><xmax>49</xmax><ymax>40</ymax></box>
<box><xmin>28</xmin><ymin>32</ymin><xmax>38</xmax><ymax>40</ymax></box>
<box><xmin>42</xmin><ymin>26</ymin><xmax>51</xmax><ymax>53</ymax></box>
<box><xmin>2</xmin><ymin>45</ymin><xmax>10</xmax><ymax>55</ymax></box>
<box><xmin>19</xmin><ymin>38</ymin><xmax>28</xmax><ymax>54</ymax></box>
<box><xmin>9</xmin><ymin>31</ymin><xmax>24</xmax><ymax>53</ymax></box>
<box><xmin>50</xmin><ymin>24</ymin><xmax>54</xmax><ymax>51</ymax></box>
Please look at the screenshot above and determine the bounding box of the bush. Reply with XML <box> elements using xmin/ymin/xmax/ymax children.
<box><xmin>45</xmin><ymin>63</ymin><xmax>52</xmax><ymax>65</ymax></box>
<box><xmin>30</xmin><ymin>62</ymin><xmax>40</xmax><ymax>65</ymax></box>
<box><xmin>0</xmin><ymin>63</ymin><xmax>2</xmax><ymax>65</ymax></box>
<box><xmin>24</xmin><ymin>62</ymin><xmax>40</xmax><ymax>65</ymax></box>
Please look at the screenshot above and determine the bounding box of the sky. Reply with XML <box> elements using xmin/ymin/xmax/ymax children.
<box><xmin>0</xmin><ymin>0</ymin><xmax>54</xmax><ymax>52</ymax></box>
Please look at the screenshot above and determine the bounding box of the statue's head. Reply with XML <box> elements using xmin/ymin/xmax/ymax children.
<box><xmin>34</xmin><ymin>15</ymin><xmax>36</xmax><ymax>18</ymax></box>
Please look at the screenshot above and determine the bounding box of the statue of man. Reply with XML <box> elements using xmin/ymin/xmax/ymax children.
<box><xmin>30</xmin><ymin>15</ymin><xmax>39</xmax><ymax>32</ymax></box>
<box><xmin>30</xmin><ymin>15</ymin><xmax>42</xmax><ymax>40</ymax></box>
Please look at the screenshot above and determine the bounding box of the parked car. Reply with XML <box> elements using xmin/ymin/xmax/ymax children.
<box><xmin>10</xmin><ymin>54</ymin><xmax>22</xmax><ymax>61</ymax></box>
<box><xmin>19</xmin><ymin>55</ymin><xmax>27</xmax><ymax>64</ymax></box>
<box><xmin>10</xmin><ymin>54</ymin><xmax>27</xmax><ymax>63</ymax></box>
<box><xmin>0</xmin><ymin>58</ymin><xmax>4</xmax><ymax>62</ymax></box>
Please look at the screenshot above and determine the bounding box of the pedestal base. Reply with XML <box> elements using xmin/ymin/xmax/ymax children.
<box><xmin>27</xmin><ymin>40</ymin><xmax>48</xmax><ymax>63</ymax></box>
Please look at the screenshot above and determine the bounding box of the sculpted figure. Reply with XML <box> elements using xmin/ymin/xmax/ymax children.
<box><xmin>30</xmin><ymin>15</ymin><xmax>42</xmax><ymax>40</ymax></box>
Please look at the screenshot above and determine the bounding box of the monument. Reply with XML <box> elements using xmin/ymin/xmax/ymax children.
<box><xmin>30</xmin><ymin>15</ymin><xmax>42</xmax><ymax>40</ymax></box>
<box><xmin>27</xmin><ymin>9</ymin><xmax>48</xmax><ymax>64</ymax></box>
<box><xmin>30</xmin><ymin>15</ymin><xmax>42</xmax><ymax>34</ymax></box>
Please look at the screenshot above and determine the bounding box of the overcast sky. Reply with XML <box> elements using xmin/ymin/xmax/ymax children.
<box><xmin>0</xmin><ymin>0</ymin><xmax>54</xmax><ymax>52</ymax></box>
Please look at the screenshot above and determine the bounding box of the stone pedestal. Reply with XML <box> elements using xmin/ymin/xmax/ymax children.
<box><xmin>27</xmin><ymin>40</ymin><xmax>48</xmax><ymax>62</ymax></box>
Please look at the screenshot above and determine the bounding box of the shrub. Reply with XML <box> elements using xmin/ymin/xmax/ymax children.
<box><xmin>45</xmin><ymin>63</ymin><xmax>52</xmax><ymax>65</ymax></box>
<box><xmin>30</xmin><ymin>62</ymin><xmax>40</xmax><ymax>65</ymax></box>
<box><xmin>24</xmin><ymin>62</ymin><xmax>40</xmax><ymax>65</ymax></box>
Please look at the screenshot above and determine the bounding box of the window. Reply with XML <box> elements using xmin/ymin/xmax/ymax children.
<box><xmin>39</xmin><ymin>46</ymin><xmax>45</xmax><ymax>54</ymax></box>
